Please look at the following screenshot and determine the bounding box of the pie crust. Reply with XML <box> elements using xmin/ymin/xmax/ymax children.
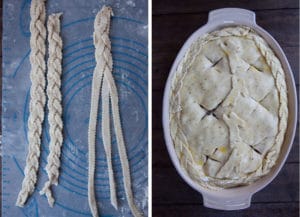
<box><xmin>169</xmin><ymin>26</ymin><xmax>288</xmax><ymax>188</ymax></box>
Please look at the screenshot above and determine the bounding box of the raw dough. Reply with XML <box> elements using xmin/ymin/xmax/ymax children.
<box><xmin>16</xmin><ymin>0</ymin><xmax>47</xmax><ymax>207</ymax></box>
<box><xmin>101</xmin><ymin>79</ymin><xmax>118</xmax><ymax>209</ymax></box>
<box><xmin>88</xmin><ymin>6</ymin><xmax>143</xmax><ymax>217</ymax></box>
<box><xmin>169</xmin><ymin>26</ymin><xmax>288</xmax><ymax>188</ymax></box>
<box><xmin>39</xmin><ymin>13</ymin><xmax>63</xmax><ymax>207</ymax></box>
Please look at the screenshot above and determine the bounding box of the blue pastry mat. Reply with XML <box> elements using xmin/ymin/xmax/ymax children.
<box><xmin>2</xmin><ymin>0</ymin><xmax>148</xmax><ymax>216</ymax></box>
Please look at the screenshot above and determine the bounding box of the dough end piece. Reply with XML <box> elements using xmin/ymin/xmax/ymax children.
<box><xmin>40</xmin><ymin>181</ymin><xmax>55</xmax><ymax>207</ymax></box>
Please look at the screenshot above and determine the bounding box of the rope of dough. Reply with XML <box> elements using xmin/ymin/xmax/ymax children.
<box><xmin>101</xmin><ymin>80</ymin><xmax>118</xmax><ymax>209</ymax></box>
<box><xmin>87</xmin><ymin>6</ymin><xmax>110</xmax><ymax>217</ymax></box>
<box><xmin>98</xmin><ymin>6</ymin><xmax>143</xmax><ymax>217</ymax></box>
<box><xmin>16</xmin><ymin>0</ymin><xmax>47</xmax><ymax>207</ymax></box>
<box><xmin>39</xmin><ymin>13</ymin><xmax>63</xmax><ymax>207</ymax></box>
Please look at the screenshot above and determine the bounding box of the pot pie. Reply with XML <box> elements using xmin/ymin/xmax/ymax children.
<box><xmin>169</xmin><ymin>26</ymin><xmax>288</xmax><ymax>188</ymax></box>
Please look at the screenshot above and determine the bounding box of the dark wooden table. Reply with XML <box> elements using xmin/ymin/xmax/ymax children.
<box><xmin>152</xmin><ymin>1</ymin><xmax>299</xmax><ymax>216</ymax></box>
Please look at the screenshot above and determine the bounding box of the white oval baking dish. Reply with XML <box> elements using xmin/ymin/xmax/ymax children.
<box><xmin>162</xmin><ymin>8</ymin><xmax>298</xmax><ymax>210</ymax></box>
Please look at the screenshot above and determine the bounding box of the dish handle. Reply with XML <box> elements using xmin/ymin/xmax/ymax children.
<box><xmin>202</xmin><ymin>193</ymin><xmax>252</xmax><ymax>210</ymax></box>
<box><xmin>208</xmin><ymin>8</ymin><xmax>256</xmax><ymax>25</ymax></box>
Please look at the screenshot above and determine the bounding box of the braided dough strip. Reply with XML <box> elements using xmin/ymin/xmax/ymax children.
<box><xmin>88</xmin><ymin>6</ymin><xmax>143</xmax><ymax>217</ymax></box>
<box><xmin>98</xmin><ymin>6</ymin><xmax>143</xmax><ymax>217</ymax></box>
<box><xmin>16</xmin><ymin>0</ymin><xmax>47</xmax><ymax>207</ymax></box>
<box><xmin>87</xmin><ymin>6</ymin><xmax>109</xmax><ymax>217</ymax></box>
<box><xmin>39</xmin><ymin>13</ymin><xmax>63</xmax><ymax>207</ymax></box>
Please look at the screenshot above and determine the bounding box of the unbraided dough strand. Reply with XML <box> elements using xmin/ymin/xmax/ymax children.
<box><xmin>104</xmin><ymin>66</ymin><xmax>143</xmax><ymax>217</ymax></box>
<box><xmin>104</xmin><ymin>60</ymin><xmax>143</xmax><ymax>217</ymax></box>
<box><xmin>16</xmin><ymin>0</ymin><xmax>47</xmax><ymax>207</ymax></box>
<box><xmin>39</xmin><ymin>13</ymin><xmax>63</xmax><ymax>207</ymax></box>
<box><xmin>102</xmin><ymin>80</ymin><xmax>118</xmax><ymax>209</ymax></box>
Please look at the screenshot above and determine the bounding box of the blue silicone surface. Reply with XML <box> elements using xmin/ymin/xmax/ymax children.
<box><xmin>2</xmin><ymin>0</ymin><xmax>148</xmax><ymax>216</ymax></box>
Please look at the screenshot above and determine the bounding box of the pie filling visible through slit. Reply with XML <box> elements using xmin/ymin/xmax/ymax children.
<box><xmin>169</xmin><ymin>26</ymin><xmax>288</xmax><ymax>188</ymax></box>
